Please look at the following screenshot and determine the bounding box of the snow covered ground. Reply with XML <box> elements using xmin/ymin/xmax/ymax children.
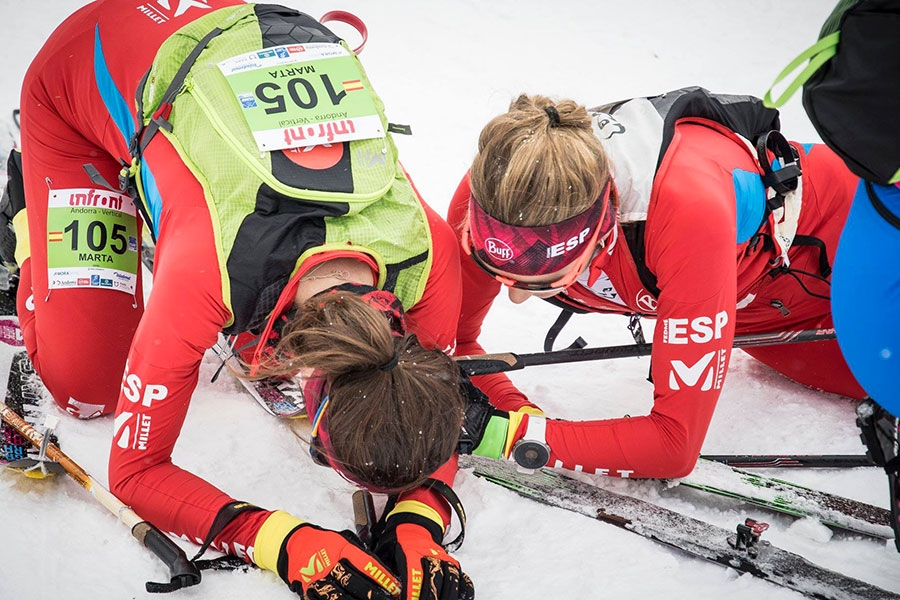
<box><xmin>1</xmin><ymin>1</ymin><xmax>898</xmax><ymax>598</ymax></box>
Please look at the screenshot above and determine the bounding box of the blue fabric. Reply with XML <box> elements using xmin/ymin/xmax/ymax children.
<box><xmin>93</xmin><ymin>26</ymin><xmax>134</xmax><ymax>144</ymax></box>
<box><xmin>731</xmin><ymin>169</ymin><xmax>766</xmax><ymax>244</ymax></box>
<box><xmin>94</xmin><ymin>26</ymin><xmax>161</xmax><ymax>234</ymax></box>
<box><xmin>832</xmin><ymin>181</ymin><xmax>900</xmax><ymax>412</ymax></box>
<box><xmin>140</xmin><ymin>159</ymin><xmax>162</xmax><ymax>237</ymax></box>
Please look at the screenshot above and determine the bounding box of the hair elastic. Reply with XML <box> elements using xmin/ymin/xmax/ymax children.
<box><xmin>544</xmin><ymin>106</ymin><xmax>561</xmax><ymax>126</ymax></box>
<box><xmin>378</xmin><ymin>350</ymin><xmax>400</xmax><ymax>371</ymax></box>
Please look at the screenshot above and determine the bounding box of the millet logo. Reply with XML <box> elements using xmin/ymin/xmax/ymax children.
<box><xmin>299</xmin><ymin>549</ymin><xmax>330</xmax><ymax>583</ymax></box>
<box><xmin>484</xmin><ymin>238</ymin><xmax>514</xmax><ymax>263</ymax></box>
<box><xmin>136</xmin><ymin>0</ymin><xmax>210</xmax><ymax>23</ymax></box>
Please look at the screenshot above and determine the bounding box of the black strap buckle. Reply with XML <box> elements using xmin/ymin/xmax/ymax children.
<box><xmin>756</xmin><ymin>130</ymin><xmax>801</xmax><ymax>195</ymax></box>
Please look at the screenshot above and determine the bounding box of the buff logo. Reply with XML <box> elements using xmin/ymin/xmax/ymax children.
<box><xmin>484</xmin><ymin>238</ymin><xmax>514</xmax><ymax>262</ymax></box>
<box><xmin>364</xmin><ymin>562</ymin><xmax>400</xmax><ymax>595</ymax></box>
<box><xmin>546</xmin><ymin>227</ymin><xmax>591</xmax><ymax>258</ymax></box>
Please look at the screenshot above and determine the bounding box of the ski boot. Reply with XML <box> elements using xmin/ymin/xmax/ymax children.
<box><xmin>856</xmin><ymin>398</ymin><xmax>900</xmax><ymax>552</ymax></box>
<box><xmin>1</xmin><ymin>350</ymin><xmax>63</xmax><ymax>478</ymax></box>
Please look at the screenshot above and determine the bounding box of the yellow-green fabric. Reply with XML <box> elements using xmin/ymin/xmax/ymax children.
<box><xmin>138</xmin><ymin>5</ymin><xmax>431</xmax><ymax>326</ymax></box>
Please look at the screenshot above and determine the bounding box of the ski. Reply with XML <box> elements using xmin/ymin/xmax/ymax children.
<box><xmin>210</xmin><ymin>334</ymin><xmax>307</xmax><ymax>419</ymax></box>
<box><xmin>460</xmin><ymin>455</ymin><xmax>898</xmax><ymax>600</ymax></box>
<box><xmin>232</xmin><ymin>368</ymin><xmax>306</xmax><ymax>418</ymax></box>
<box><xmin>679</xmin><ymin>458</ymin><xmax>892</xmax><ymax>540</ymax></box>
<box><xmin>699</xmin><ymin>454</ymin><xmax>874</xmax><ymax>469</ymax></box>
<box><xmin>1</xmin><ymin>347</ymin><xmax>64</xmax><ymax>477</ymax></box>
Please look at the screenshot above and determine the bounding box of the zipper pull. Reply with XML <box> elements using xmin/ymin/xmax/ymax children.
<box><xmin>770</xmin><ymin>299</ymin><xmax>791</xmax><ymax>317</ymax></box>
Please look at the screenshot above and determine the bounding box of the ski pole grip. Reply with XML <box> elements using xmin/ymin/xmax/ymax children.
<box><xmin>134</xmin><ymin>522</ymin><xmax>201</xmax><ymax>593</ymax></box>
<box><xmin>456</xmin><ymin>354</ymin><xmax>522</xmax><ymax>376</ymax></box>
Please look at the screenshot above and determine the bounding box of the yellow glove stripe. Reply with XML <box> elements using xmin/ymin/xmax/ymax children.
<box><xmin>253</xmin><ymin>511</ymin><xmax>306</xmax><ymax>573</ymax></box>
<box><xmin>387</xmin><ymin>500</ymin><xmax>443</xmax><ymax>529</ymax></box>
<box><xmin>12</xmin><ymin>210</ymin><xmax>30</xmax><ymax>266</ymax></box>
<box><xmin>518</xmin><ymin>406</ymin><xmax>545</xmax><ymax>416</ymax></box>
<box><xmin>503</xmin><ymin>411</ymin><xmax>527</xmax><ymax>458</ymax></box>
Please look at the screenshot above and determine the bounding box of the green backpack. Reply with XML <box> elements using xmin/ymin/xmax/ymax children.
<box><xmin>764</xmin><ymin>0</ymin><xmax>900</xmax><ymax>184</ymax></box>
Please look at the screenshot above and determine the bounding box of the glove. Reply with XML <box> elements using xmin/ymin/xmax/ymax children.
<box><xmin>457</xmin><ymin>371</ymin><xmax>541</xmax><ymax>458</ymax></box>
<box><xmin>469</xmin><ymin>410</ymin><xmax>531</xmax><ymax>461</ymax></box>
<box><xmin>255</xmin><ymin>511</ymin><xmax>401</xmax><ymax>599</ymax></box>
<box><xmin>373</xmin><ymin>502</ymin><xmax>474</xmax><ymax>600</ymax></box>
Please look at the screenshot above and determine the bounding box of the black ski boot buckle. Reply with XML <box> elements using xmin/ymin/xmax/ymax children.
<box><xmin>855</xmin><ymin>398</ymin><xmax>900</xmax><ymax>553</ymax></box>
<box><xmin>728</xmin><ymin>518</ymin><xmax>770</xmax><ymax>558</ymax></box>
<box><xmin>856</xmin><ymin>398</ymin><xmax>899</xmax><ymax>469</ymax></box>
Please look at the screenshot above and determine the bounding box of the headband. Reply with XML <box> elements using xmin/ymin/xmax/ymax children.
<box><xmin>467</xmin><ymin>181</ymin><xmax>613</xmax><ymax>276</ymax></box>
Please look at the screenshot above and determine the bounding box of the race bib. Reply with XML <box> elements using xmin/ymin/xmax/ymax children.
<box><xmin>218</xmin><ymin>43</ymin><xmax>384</xmax><ymax>151</ymax></box>
<box><xmin>46</xmin><ymin>188</ymin><xmax>139</xmax><ymax>294</ymax></box>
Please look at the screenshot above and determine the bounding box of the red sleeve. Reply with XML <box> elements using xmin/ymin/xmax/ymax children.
<box><xmin>403</xmin><ymin>181</ymin><xmax>462</xmax><ymax>352</ymax></box>
<box><xmin>108</xmin><ymin>138</ymin><xmax>266</xmax><ymax>557</ymax></box>
<box><xmin>544</xmin><ymin>123</ymin><xmax>740</xmax><ymax>478</ymax></box>
<box><xmin>447</xmin><ymin>175</ymin><xmax>533</xmax><ymax>412</ymax></box>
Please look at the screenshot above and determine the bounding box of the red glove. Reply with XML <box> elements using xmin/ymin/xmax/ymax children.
<box><xmin>254</xmin><ymin>511</ymin><xmax>400</xmax><ymax>599</ymax></box>
<box><xmin>372</xmin><ymin>502</ymin><xmax>474</xmax><ymax>600</ymax></box>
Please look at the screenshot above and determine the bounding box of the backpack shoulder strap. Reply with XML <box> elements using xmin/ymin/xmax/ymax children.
<box><xmin>621</xmin><ymin>220</ymin><xmax>661</xmax><ymax>298</ymax></box>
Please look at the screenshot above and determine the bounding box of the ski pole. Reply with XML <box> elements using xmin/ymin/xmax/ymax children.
<box><xmin>701</xmin><ymin>453</ymin><xmax>875</xmax><ymax>469</ymax></box>
<box><xmin>456</xmin><ymin>327</ymin><xmax>836</xmax><ymax>376</ymax></box>
<box><xmin>352</xmin><ymin>489</ymin><xmax>378</xmax><ymax>548</ymax></box>
<box><xmin>0</xmin><ymin>400</ymin><xmax>201</xmax><ymax>593</ymax></box>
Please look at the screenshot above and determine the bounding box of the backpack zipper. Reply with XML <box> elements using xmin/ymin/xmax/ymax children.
<box><xmin>770</xmin><ymin>299</ymin><xmax>791</xmax><ymax>317</ymax></box>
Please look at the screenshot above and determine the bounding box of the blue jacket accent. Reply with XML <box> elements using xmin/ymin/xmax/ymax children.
<box><xmin>732</xmin><ymin>168</ymin><xmax>766</xmax><ymax>244</ymax></box>
<box><xmin>140</xmin><ymin>159</ymin><xmax>162</xmax><ymax>237</ymax></box>
<box><xmin>92</xmin><ymin>26</ymin><xmax>134</xmax><ymax>144</ymax></box>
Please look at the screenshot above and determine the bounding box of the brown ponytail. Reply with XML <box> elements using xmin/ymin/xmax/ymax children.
<box><xmin>254</xmin><ymin>292</ymin><xmax>464</xmax><ymax>491</ymax></box>
<box><xmin>470</xmin><ymin>94</ymin><xmax>611</xmax><ymax>226</ymax></box>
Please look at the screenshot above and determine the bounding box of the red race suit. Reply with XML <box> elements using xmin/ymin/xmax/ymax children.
<box><xmin>18</xmin><ymin>0</ymin><xmax>461</xmax><ymax>559</ymax></box>
<box><xmin>449</xmin><ymin>111</ymin><xmax>865</xmax><ymax>479</ymax></box>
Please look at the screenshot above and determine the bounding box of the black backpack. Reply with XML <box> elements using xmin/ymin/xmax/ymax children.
<box><xmin>765</xmin><ymin>0</ymin><xmax>900</xmax><ymax>185</ymax></box>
